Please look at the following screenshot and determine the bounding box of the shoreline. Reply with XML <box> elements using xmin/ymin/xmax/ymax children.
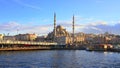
<box><xmin>0</xmin><ymin>47</ymin><xmax>120</xmax><ymax>53</ymax></box>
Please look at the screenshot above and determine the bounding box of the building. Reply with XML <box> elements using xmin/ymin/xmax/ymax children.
<box><xmin>46</xmin><ymin>13</ymin><xmax>72</xmax><ymax>45</ymax></box>
<box><xmin>36</xmin><ymin>36</ymin><xmax>47</xmax><ymax>42</ymax></box>
<box><xmin>46</xmin><ymin>13</ymin><xmax>91</xmax><ymax>46</ymax></box>
<box><xmin>0</xmin><ymin>34</ymin><xmax>4</xmax><ymax>40</ymax></box>
<box><xmin>47</xmin><ymin>25</ymin><xmax>72</xmax><ymax>44</ymax></box>
<box><xmin>74</xmin><ymin>32</ymin><xmax>86</xmax><ymax>42</ymax></box>
<box><xmin>46</xmin><ymin>13</ymin><xmax>87</xmax><ymax>45</ymax></box>
<box><xmin>15</xmin><ymin>33</ymin><xmax>37</xmax><ymax>41</ymax></box>
<box><xmin>55</xmin><ymin>35</ymin><xmax>72</xmax><ymax>45</ymax></box>
<box><xmin>3</xmin><ymin>36</ymin><xmax>16</xmax><ymax>41</ymax></box>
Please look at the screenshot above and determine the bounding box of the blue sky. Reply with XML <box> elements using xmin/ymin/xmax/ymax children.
<box><xmin>0</xmin><ymin>0</ymin><xmax>120</xmax><ymax>35</ymax></box>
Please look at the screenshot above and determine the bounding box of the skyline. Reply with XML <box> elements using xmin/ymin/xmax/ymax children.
<box><xmin>0</xmin><ymin>0</ymin><xmax>120</xmax><ymax>35</ymax></box>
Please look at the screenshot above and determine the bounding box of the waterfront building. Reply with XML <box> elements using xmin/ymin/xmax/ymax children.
<box><xmin>108</xmin><ymin>35</ymin><xmax>120</xmax><ymax>44</ymax></box>
<box><xmin>55</xmin><ymin>25</ymin><xmax>70</xmax><ymax>37</ymax></box>
<box><xmin>3</xmin><ymin>36</ymin><xmax>16</xmax><ymax>41</ymax></box>
<box><xmin>93</xmin><ymin>36</ymin><xmax>107</xmax><ymax>44</ymax></box>
<box><xmin>55</xmin><ymin>36</ymin><xmax>72</xmax><ymax>45</ymax></box>
<box><xmin>75</xmin><ymin>33</ymin><xmax>85</xmax><ymax>42</ymax></box>
<box><xmin>46</xmin><ymin>13</ymin><xmax>72</xmax><ymax>45</ymax></box>
<box><xmin>47</xmin><ymin>25</ymin><xmax>72</xmax><ymax>45</ymax></box>
<box><xmin>15</xmin><ymin>33</ymin><xmax>37</xmax><ymax>41</ymax></box>
<box><xmin>0</xmin><ymin>34</ymin><xmax>4</xmax><ymax>40</ymax></box>
<box><xmin>85</xmin><ymin>34</ymin><xmax>96</xmax><ymax>43</ymax></box>
<box><xmin>46</xmin><ymin>13</ymin><xmax>88</xmax><ymax>45</ymax></box>
<box><xmin>36</xmin><ymin>36</ymin><xmax>47</xmax><ymax>42</ymax></box>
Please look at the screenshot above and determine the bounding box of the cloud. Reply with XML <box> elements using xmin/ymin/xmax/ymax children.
<box><xmin>87</xmin><ymin>21</ymin><xmax>107</xmax><ymax>26</ymax></box>
<box><xmin>57</xmin><ymin>20</ymin><xmax>72</xmax><ymax>27</ymax></box>
<box><xmin>56</xmin><ymin>19</ymin><xmax>120</xmax><ymax>35</ymax></box>
<box><xmin>0</xmin><ymin>20</ymin><xmax>120</xmax><ymax>36</ymax></box>
<box><xmin>21</xmin><ymin>25</ymin><xmax>53</xmax><ymax>35</ymax></box>
<box><xmin>0</xmin><ymin>21</ymin><xmax>20</xmax><ymax>31</ymax></box>
<box><xmin>75</xmin><ymin>16</ymin><xmax>94</xmax><ymax>22</ymax></box>
<box><xmin>95</xmin><ymin>23</ymin><xmax>120</xmax><ymax>34</ymax></box>
<box><xmin>12</xmin><ymin>0</ymin><xmax>41</xmax><ymax>10</ymax></box>
<box><xmin>0</xmin><ymin>22</ymin><xmax>53</xmax><ymax>35</ymax></box>
<box><xmin>75</xmin><ymin>21</ymin><xmax>120</xmax><ymax>35</ymax></box>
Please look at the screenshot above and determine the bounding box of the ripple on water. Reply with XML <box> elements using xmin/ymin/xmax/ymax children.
<box><xmin>0</xmin><ymin>50</ymin><xmax>120</xmax><ymax>68</ymax></box>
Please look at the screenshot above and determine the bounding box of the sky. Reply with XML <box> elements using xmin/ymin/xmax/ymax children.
<box><xmin>0</xmin><ymin>0</ymin><xmax>120</xmax><ymax>35</ymax></box>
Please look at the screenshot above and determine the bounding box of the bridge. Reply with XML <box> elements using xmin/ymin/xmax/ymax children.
<box><xmin>0</xmin><ymin>40</ymin><xmax>60</xmax><ymax>51</ymax></box>
<box><xmin>0</xmin><ymin>40</ymin><xmax>57</xmax><ymax>45</ymax></box>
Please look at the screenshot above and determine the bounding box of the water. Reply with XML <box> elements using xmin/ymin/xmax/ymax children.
<box><xmin>0</xmin><ymin>50</ymin><xmax>120</xmax><ymax>68</ymax></box>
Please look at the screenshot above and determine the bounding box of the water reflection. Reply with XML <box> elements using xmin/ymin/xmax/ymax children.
<box><xmin>0</xmin><ymin>50</ymin><xmax>120</xmax><ymax>68</ymax></box>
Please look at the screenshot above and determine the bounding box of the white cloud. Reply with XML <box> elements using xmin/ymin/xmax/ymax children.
<box><xmin>90</xmin><ymin>27</ymin><xmax>102</xmax><ymax>32</ymax></box>
<box><xmin>0</xmin><ymin>19</ymin><xmax>120</xmax><ymax>36</ymax></box>
<box><xmin>75</xmin><ymin>16</ymin><xmax>94</xmax><ymax>22</ymax></box>
<box><xmin>0</xmin><ymin>22</ymin><xmax>53</xmax><ymax>35</ymax></box>
<box><xmin>0</xmin><ymin>21</ymin><xmax>20</xmax><ymax>31</ymax></box>
<box><xmin>57</xmin><ymin>20</ymin><xmax>120</xmax><ymax>35</ymax></box>
<box><xmin>22</xmin><ymin>25</ymin><xmax>53</xmax><ymax>35</ymax></box>
<box><xmin>87</xmin><ymin>21</ymin><xmax>107</xmax><ymax>26</ymax></box>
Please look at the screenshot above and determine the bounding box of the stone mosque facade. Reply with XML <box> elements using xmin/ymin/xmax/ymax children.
<box><xmin>47</xmin><ymin>25</ymin><xmax>72</xmax><ymax>45</ymax></box>
<box><xmin>46</xmin><ymin>13</ymin><xmax>85</xmax><ymax>45</ymax></box>
<box><xmin>46</xmin><ymin>13</ymin><xmax>72</xmax><ymax>45</ymax></box>
<box><xmin>47</xmin><ymin>25</ymin><xmax>70</xmax><ymax>38</ymax></box>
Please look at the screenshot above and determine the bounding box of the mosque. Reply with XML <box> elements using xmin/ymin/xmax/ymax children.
<box><xmin>46</xmin><ymin>13</ymin><xmax>82</xmax><ymax>45</ymax></box>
